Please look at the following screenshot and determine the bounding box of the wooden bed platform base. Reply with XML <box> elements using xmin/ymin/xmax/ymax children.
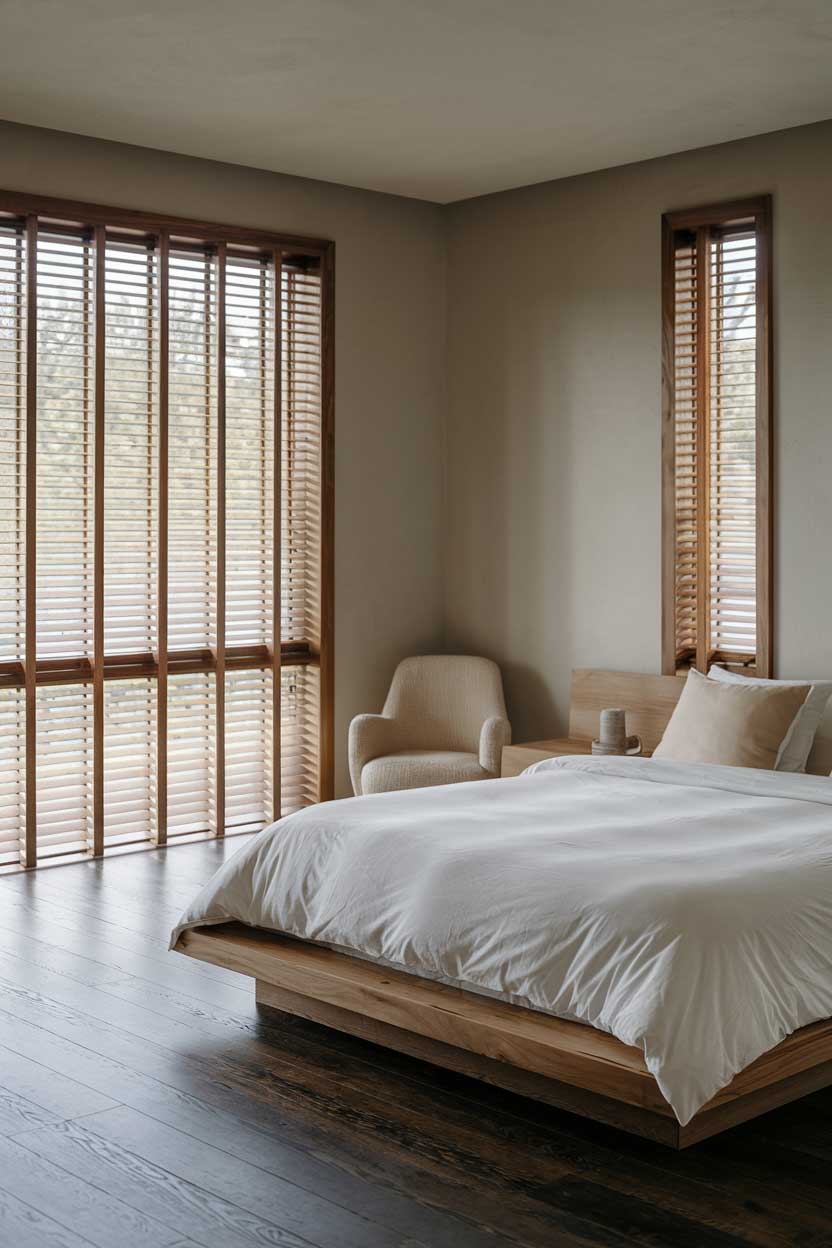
<box><xmin>174</xmin><ymin>922</ymin><xmax>832</xmax><ymax>1149</ymax></box>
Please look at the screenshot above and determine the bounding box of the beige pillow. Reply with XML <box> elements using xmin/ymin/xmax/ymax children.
<box><xmin>654</xmin><ymin>668</ymin><xmax>811</xmax><ymax>770</ymax></box>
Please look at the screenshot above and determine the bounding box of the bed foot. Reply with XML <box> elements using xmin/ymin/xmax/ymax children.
<box><xmin>254</xmin><ymin>978</ymin><xmax>683</xmax><ymax>1147</ymax></box>
<box><xmin>175</xmin><ymin>926</ymin><xmax>832</xmax><ymax>1149</ymax></box>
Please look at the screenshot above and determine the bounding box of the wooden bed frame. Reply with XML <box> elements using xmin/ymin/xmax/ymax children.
<box><xmin>176</xmin><ymin>922</ymin><xmax>832</xmax><ymax>1149</ymax></box>
<box><xmin>173</xmin><ymin>669</ymin><xmax>832</xmax><ymax>1148</ymax></box>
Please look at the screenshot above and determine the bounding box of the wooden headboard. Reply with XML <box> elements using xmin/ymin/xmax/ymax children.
<box><xmin>568</xmin><ymin>668</ymin><xmax>832</xmax><ymax>775</ymax></box>
<box><xmin>568</xmin><ymin>670</ymin><xmax>684</xmax><ymax>754</ymax></box>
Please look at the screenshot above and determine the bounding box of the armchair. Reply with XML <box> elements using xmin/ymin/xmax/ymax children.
<box><xmin>349</xmin><ymin>655</ymin><xmax>511</xmax><ymax>795</ymax></box>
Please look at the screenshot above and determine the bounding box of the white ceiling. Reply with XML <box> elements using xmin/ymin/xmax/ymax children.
<box><xmin>1</xmin><ymin>0</ymin><xmax>831</xmax><ymax>203</ymax></box>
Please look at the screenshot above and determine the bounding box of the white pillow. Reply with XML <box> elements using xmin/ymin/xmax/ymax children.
<box><xmin>708</xmin><ymin>666</ymin><xmax>832</xmax><ymax>772</ymax></box>
<box><xmin>654</xmin><ymin>670</ymin><xmax>811</xmax><ymax>770</ymax></box>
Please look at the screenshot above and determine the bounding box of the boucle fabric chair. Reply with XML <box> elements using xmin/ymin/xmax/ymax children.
<box><xmin>349</xmin><ymin>655</ymin><xmax>511</xmax><ymax>796</ymax></box>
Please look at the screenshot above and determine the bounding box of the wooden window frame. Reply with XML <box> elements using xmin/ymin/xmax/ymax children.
<box><xmin>661</xmin><ymin>195</ymin><xmax>773</xmax><ymax>677</ymax></box>
<box><xmin>0</xmin><ymin>189</ymin><xmax>334</xmax><ymax>867</ymax></box>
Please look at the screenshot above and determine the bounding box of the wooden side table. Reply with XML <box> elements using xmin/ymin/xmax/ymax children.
<box><xmin>501</xmin><ymin>737</ymin><xmax>653</xmax><ymax>777</ymax></box>
<box><xmin>501</xmin><ymin>737</ymin><xmax>591</xmax><ymax>777</ymax></box>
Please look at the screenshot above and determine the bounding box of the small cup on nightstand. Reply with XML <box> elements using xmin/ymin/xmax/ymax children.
<box><xmin>592</xmin><ymin>708</ymin><xmax>642</xmax><ymax>756</ymax></box>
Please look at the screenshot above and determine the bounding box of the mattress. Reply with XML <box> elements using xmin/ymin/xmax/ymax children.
<box><xmin>171</xmin><ymin>756</ymin><xmax>832</xmax><ymax>1124</ymax></box>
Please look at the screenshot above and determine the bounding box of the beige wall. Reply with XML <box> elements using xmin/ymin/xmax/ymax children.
<box><xmin>0</xmin><ymin>120</ymin><xmax>447</xmax><ymax>795</ymax></box>
<box><xmin>445</xmin><ymin>120</ymin><xmax>832</xmax><ymax>743</ymax></box>
<box><xmin>7</xmin><ymin>115</ymin><xmax>832</xmax><ymax>781</ymax></box>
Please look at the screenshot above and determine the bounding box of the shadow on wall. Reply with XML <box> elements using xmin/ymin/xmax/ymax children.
<box><xmin>499</xmin><ymin>660</ymin><xmax>563</xmax><ymax>746</ymax></box>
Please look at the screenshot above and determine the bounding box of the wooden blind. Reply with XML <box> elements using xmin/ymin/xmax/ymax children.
<box><xmin>672</xmin><ymin>235</ymin><xmax>699</xmax><ymax>664</ymax></box>
<box><xmin>0</xmin><ymin>220</ymin><xmax>26</xmax><ymax>866</ymax></box>
<box><xmin>224</xmin><ymin>253</ymin><xmax>276</xmax><ymax>834</ymax></box>
<box><xmin>662</xmin><ymin>197</ymin><xmax>772</xmax><ymax>677</ymax></box>
<box><xmin>102</xmin><ymin>236</ymin><xmax>159</xmax><ymax>851</ymax></box>
<box><xmin>282</xmin><ymin>263</ymin><xmax>322</xmax><ymax>650</ymax></box>
<box><xmin>0</xmin><ymin>192</ymin><xmax>332</xmax><ymax>871</ymax></box>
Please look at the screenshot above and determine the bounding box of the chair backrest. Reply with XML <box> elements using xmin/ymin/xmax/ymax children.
<box><xmin>384</xmin><ymin>655</ymin><xmax>507</xmax><ymax>753</ymax></box>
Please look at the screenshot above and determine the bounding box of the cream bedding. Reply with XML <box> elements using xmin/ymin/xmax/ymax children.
<box><xmin>171</xmin><ymin>756</ymin><xmax>832</xmax><ymax>1125</ymax></box>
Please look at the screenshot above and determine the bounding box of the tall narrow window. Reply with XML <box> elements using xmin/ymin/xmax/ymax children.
<box><xmin>662</xmin><ymin>197</ymin><xmax>772</xmax><ymax>677</ymax></box>
<box><xmin>0</xmin><ymin>192</ymin><xmax>333</xmax><ymax>871</ymax></box>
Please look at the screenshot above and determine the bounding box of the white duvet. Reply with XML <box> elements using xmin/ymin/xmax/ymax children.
<box><xmin>171</xmin><ymin>756</ymin><xmax>832</xmax><ymax>1124</ymax></box>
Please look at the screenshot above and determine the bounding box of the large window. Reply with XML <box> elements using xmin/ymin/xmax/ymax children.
<box><xmin>661</xmin><ymin>196</ymin><xmax>772</xmax><ymax>677</ymax></box>
<box><xmin>0</xmin><ymin>193</ymin><xmax>333</xmax><ymax>870</ymax></box>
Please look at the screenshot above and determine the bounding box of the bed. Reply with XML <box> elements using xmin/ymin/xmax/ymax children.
<box><xmin>171</xmin><ymin>670</ymin><xmax>832</xmax><ymax>1148</ymax></box>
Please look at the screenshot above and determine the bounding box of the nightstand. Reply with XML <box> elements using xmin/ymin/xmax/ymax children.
<box><xmin>501</xmin><ymin>737</ymin><xmax>592</xmax><ymax>778</ymax></box>
<box><xmin>502</xmin><ymin>736</ymin><xmax>653</xmax><ymax>777</ymax></box>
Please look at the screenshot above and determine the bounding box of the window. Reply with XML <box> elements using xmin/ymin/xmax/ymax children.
<box><xmin>661</xmin><ymin>196</ymin><xmax>772</xmax><ymax>677</ymax></box>
<box><xmin>0</xmin><ymin>192</ymin><xmax>333</xmax><ymax>870</ymax></box>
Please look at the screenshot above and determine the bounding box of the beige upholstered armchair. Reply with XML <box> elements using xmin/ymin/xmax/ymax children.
<box><xmin>349</xmin><ymin>655</ymin><xmax>511</xmax><ymax>796</ymax></box>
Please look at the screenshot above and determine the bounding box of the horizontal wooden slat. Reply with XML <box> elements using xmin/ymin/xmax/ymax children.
<box><xmin>0</xmin><ymin>643</ymin><xmax>314</xmax><ymax>689</ymax></box>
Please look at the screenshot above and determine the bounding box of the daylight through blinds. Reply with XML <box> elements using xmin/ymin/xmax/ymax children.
<box><xmin>666</xmin><ymin>201</ymin><xmax>769</xmax><ymax>677</ymax></box>
<box><xmin>0</xmin><ymin>203</ymin><xmax>326</xmax><ymax>869</ymax></box>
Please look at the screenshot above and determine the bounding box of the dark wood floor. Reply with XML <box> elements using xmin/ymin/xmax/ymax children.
<box><xmin>0</xmin><ymin>842</ymin><xmax>831</xmax><ymax>1248</ymax></box>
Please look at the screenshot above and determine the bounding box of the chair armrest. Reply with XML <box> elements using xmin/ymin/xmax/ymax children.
<box><xmin>479</xmin><ymin>716</ymin><xmax>512</xmax><ymax>776</ymax></box>
<box><xmin>348</xmin><ymin>714</ymin><xmax>400</xmax><ymax>795</ymax></box>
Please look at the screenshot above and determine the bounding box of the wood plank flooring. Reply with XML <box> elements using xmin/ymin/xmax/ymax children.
<box><xmin>0</xmin><ymin>839</ymin><xmax>831</xmax><ymax>1247</ymax></box>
